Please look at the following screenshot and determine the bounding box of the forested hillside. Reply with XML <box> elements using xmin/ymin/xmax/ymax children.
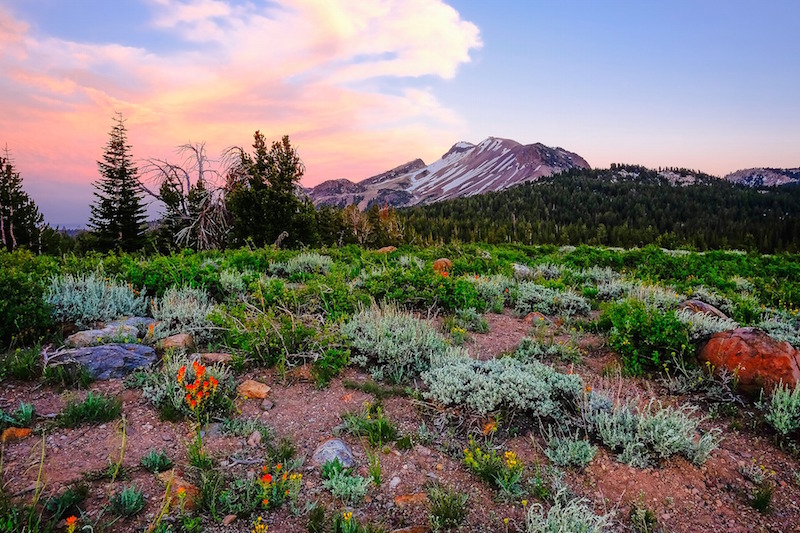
<box><xmin>400</xmin><ymin>165</ymin><xmax>800</xmax><ymax>252</ymax></box>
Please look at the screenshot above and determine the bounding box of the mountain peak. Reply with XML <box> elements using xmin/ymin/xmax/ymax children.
<box><xmin>308</xmin><ymin>136</ymin><xmax>590</xmax><ymax>209</ymax></box>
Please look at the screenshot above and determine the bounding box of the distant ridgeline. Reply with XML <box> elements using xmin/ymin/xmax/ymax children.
<box><xmin>398</xmin><ymin>164</ymin><xmax>800</xmax><ymax>253</ymax></box>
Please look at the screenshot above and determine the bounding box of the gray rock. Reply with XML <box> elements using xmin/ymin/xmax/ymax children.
<box><xmin>259</xmin><ymin>399</ymin><xmax>274</xmax><ymax>411</ymax></box>
<box><xmin>389</xmin><ymin>476</ymin><xmax>401</xmax><ymax>490</ymax></box>
<box><xmin>66</xmin><ymin>325</ymin><xmax>138</xmax><ymax>348</ymax></box>
<box><xmin>66</xmin><ymin>344</ymin><xmax>157</xmax><ymax>380</ymax></box>
<box><xmin>311</xmin><ymin>438</ymin><xmax>355</xmax><ymax>468</ymax></box>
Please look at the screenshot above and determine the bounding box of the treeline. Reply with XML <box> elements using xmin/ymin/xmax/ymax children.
<box><xmin>399</xmin><ymin>165</ymin><xmax>800</xmax><ymax>253</ymax></box>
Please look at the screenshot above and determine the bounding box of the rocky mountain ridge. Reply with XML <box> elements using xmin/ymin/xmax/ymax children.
<box><xmin>724</xmin><ymin>167</ymin><xmax>800</xmax><ymax>187</ymax></box>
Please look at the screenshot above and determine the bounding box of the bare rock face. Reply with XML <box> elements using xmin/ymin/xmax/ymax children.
<box><xmin>66</xmin><ymin>344</ymin><xmax>157</xmax><ymax>380</ymax></box>
<box><xmin>679</xmin><ymin>299</ymin><xmax>728</xmax><ymax>319</ymax></box>
<box><xmin>698</xmin><ymin>327</ymin><xmax>800</xmax><ymax>396</ymax></box>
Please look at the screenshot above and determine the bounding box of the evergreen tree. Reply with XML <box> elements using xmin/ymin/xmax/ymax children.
<box><xmin>226</xmin><ymin>132</ymin><xmax>318</xmax><ymax>247</ymax></box>
<box><xmin>89</xmin><ymin>114</ymin><xmax>147</xmax><ymax>251</ymax></box>
<box><xmin>0</xmin><ymin>146</ymin><xmax>43</xmax><ymax>251</ymax></box>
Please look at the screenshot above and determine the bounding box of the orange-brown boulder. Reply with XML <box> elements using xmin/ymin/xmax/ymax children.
<box><xmin>156</xmin><ymin>470</ymin><xmax>201</xmax><ymax>509</ymax></box>
<box><xmin>679</xmin><ymin>299</ymin><xmax>728</xmax><ymax>319</ymax></box>
<box><xmin>377</xmin><ymin>246</ymin><xmax>397</xmax><ymax>254</ymax></box>
<box><xmin>432</xmin><ymin>258</ymin><xmax>453</xmax><ymax>273</ymax></box>
<box><xmin>1</xmin><ymin>427</ymin><xmax>33</xmax><ymax>443</ymax></box>
<box><xmin>698</xmin><ymin>327</ymin><xmax>800</xmax><ymax>396</ymax></box>
<box><xmin>394</xmin><ymin>493</ymin><xmax>429</xmax><ymax>508</ymax></box>
<box><xmin>237</xmin><ymin>379</ymin><xmax>271</xmax><ymax>399</ymax></box>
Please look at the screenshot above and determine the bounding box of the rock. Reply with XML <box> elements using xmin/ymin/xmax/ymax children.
<box><xmin>432</xmin><ymin>258</ymin><xmax>453</xmax><ymax>273</ymax></box>
<box><xmin>698</xmin><ymin>327</ymin><xmax>800</xmax><ymax>396</ymax></box>
<box><xmin>199</xmin><ymin>352</ymin><xmax>233</xmax><ymax>365</ymax></box>
<box><xmin>66</xmin><ymin>344</ymin><xmax>157</xmax><ymax>380</ymax></box>
<box><xmin>66</xmin><ymin>325</ymin><xmax>138</xmax><ymax>348</ymax></box>
<box><xmin>260</xmin><ymin>399</ymin><xmax>274</xmax><ymax>411</ymax></box>
<box><xmin>391</xmin><ymin>528</ymin><xmax>428</xmax><ymax>533</ymax></box>
<box><xmin>524</xmin><ymin>312</ymin><xmax>549</xmax><ymax>324</ymax></box>
<box><xmin>312</xmin><ymin>438</ymin><xmax>355</xmax><ymax>468</ymax></box>
<box><xmin>247</xmin><ymin>430</ymin><xmax>262</xmax><ymax>447</ymax></box>
<box><xmin>512</xmin><ymin>262</ymin><xmax>534</xmax><ymax>279</ymax></box>
<box><xmin>158</xmin><ymin>333</ymin><xmax>195</xmax><ymax>352</ymax></box>
<box><xmin>1</xmin><ymin>427</ymin><xmax>33</xmax><ymax>442</ymax></box>
<box><xmin>377</xmin><ymin>246</ymin><xmax>397</xmax><ymax>254</ymax></box>
<box><xmin>222</xmin><ymin>514</ymin><xmax>237</xmax><ymax>526</ymax></box>
<box><xmin>156</xmin><ymin>470</ymin><xmax>200</xmax><ymax>509</ymax></box>
<box><xmin>394</xmin><ymin>493</ymin><xmax>428</xmax><ymax>508</ymax></box>
<box><xmin>389</xmin><ymin>476</ymin><xmax>401</xmax><ymax>490</ymax></box>
<box><xmin>238</xmin><ymin>380</ymin><xmax>271</xmax><ymax>399</ymax></box>
<box><xmin>679</xmin><ymin>299</ymin><xmax>728</xmax><ymax>319</ymax></box>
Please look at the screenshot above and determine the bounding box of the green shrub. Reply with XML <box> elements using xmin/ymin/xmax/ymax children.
<box><xmin>454</xmin><ymin>307</ymin><xmax>489</xmax><ymax>333</ymax></box>
<box><xmin>151</xmin><ymin>286</ymin><xmax>215</xmax><ymax>343</ymax></box>
<box><xmin>42</xmin><ymin>362</ymin><xmax>93</xmax><ymax>389</ymax></box>
<box><xmin>765</xmin><ymin>382</ymin><xmax>800</xmax><ymax>436</ymax></box>
<box><xmin>0</xmin><ymin>401</ymin><xmax>34</xmax><ymax>430</ymax></box>
<box><xmin>462</xmin><ymin>438</ymin><xmax>524</xmax><ymax>495</ymax></box>
<box><xmin>44</xmin><ymin>484</ymin><xmax>88</xmax><ymax>521</ymax></box>
<box><xmin>320</xmin><ymin>458</ymin><xmax>370</xmax><ymax>504</ymax></box>
<box><xmin>424</xmin><ymin>357</ymin><xmax>582</xmax><ymax>416</ymax></box>
<box><xmin>140</xmin><ymin>450</ymin><xmax>173</xmax><ymax>473</ymax></box>
<box><xmin>311</xmin><ymin>348</ymin><xmax>350</xmax><ymax>388</ymax></box>
<box><xmin>45</xmin><ymin>271</ymin><xmax>147</xmax><ymax>328</ymax></box>
<box><xmin>0</xmin><ymin>250</ymin><xmax>56</xmax><ymax>348</ymax></box>
<box><xmin>601</xmin><ymin>299</ymin><xmax>690</xmax><ymax>375</ymax></box>
<box><xmin>58</xmin><ymin>392</ymin><xmax>121</xmax><ymax>427</ymax></box>
<box><xmin>270</xmin><ymin>252</ymin><xmax>333</xmax><ymax>278</ymax></box>
<box><xmin>525</xmin><ymin>491</ymin><xmax>613</xmax><ymax>533</ymax></box>
<box><xmin>109</xmin><ymin>484</ymin><xmax>144</xmax><ymax>517</ymax></box>
<box><xmin>543</xmin><ymin>431</ymin><xmax>596</xmax><ymax>469</ymax></box>
<box><xmin>470</xmin><ymin>274</ymin><xmax>515</xmax><ymax>313</ymax></box>
<box><xmin>0</xmin><ymin>346</ymin><xmax>40</xmax><ymax>381</ymax></box>
<box><xmin>427</xmin><ymin>483</ymin><xmax>469</xmax><ymax>532</ymax></box>
<box><xmin>343</xmin><ymin>302</ymin><xmax>465</xmax><ymax>383</ymax></box>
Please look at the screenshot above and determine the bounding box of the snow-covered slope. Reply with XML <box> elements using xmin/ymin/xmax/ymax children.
<box><xmin>308</xmin><ymin>137</ymin><xmax>590</xmax><ymax>209</ymax></box>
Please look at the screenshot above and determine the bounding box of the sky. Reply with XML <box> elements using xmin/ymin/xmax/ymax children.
<box><xmin>1</xmin><ymin>0</ymin><xmax>799</xmax><ymax>227</ymax></box>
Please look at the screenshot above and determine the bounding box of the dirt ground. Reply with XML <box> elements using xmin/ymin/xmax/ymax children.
<box><xmin>1</xmin><ymin>310</ymin><xmax>799</xmax><ymax>532</ymax></box>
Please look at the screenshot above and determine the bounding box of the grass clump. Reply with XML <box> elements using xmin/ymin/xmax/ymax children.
<box><xmin>58</xmin><ymin>392</ymin><xmax>121</xmax><ymax>427</ymax></box>
<box><xmin>427</xmin><ymin>482</ymin><xmax>469</xmax><ymax>531</ymax></box>
<box><xmin>321</xmin><ymin>458</ymin><xmax>370</xmax><ymax>505</ymax></box>
<box><xmin>765</xmin><ymin>381</ymin><xmax>800</xmax><ymax>436</ymax></box>
<box><xmin>751</xmin><ymin>483</ymin><xmax>774</xmax><ymax>514</ymax></box>
<box><xmin>44</xmin><ymin>484</ymin><xmax>88</xmax><ymax>521</ymax></box>
<box><xmin>45</xmin><ymin>271</ymin><xmax>146</xmax><ymax>328</ymax></box>
<box><xmin>140</xmin><ymin>450</ymin><xmax>173</xmax><ymax>473</ymax></box>
<box><xmin>462</xmin><ymin>438</ymin><xmax>524</xmax><ymax>496</ymax></box>
<box><xmin>343</xmin><ymin>302</ymin><xmax>465</xmax><ymax>383</ymax></box>
<box><xmin>109</xmin><ymin>484</ymin><xmax>145</xmax><ymax>517</ymax></box>
<box><xmin>0</xmin><ymin>401</ymin><xmax>35</xmax><ymax>430</ymax></box>
<box><xmin>270</xmin><ymin>252</ymin><xmax>333</xmax><ymax>277</ymax></box>
<box><xmin>339</xmin><ymin>402</ymin><xmax>398</xmax><ymax>447</ymax></box>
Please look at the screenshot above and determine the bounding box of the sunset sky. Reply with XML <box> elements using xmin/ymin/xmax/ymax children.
<box><xmin>1</xmin><ymin>0</ymin><xmax>799</xmax><ymax>226</ymax></box>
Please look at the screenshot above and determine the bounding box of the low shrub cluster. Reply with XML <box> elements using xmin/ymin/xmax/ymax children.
<box><xmin>45</xmin><ymin>271</ymin><xmax>147</xmax><ymax>328</ymax></box>
<box><xmin>151</xmin><ymin>286</ymin><xmax>216</xmax><ymax>342</ymax></box>
<box><xmin>515</xmin><ymin>282</ymin><xmax>590</xmax><ymax>317</ymax></box>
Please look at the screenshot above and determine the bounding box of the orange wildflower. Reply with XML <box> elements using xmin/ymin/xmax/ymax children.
<box><xmin>261</xmin><ymin>473</ymin><xmax>272</xmax><ymax>484</ymax></box>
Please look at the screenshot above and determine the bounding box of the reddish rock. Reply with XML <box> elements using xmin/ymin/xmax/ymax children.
<box><xmin>391</xmin><ymin>527</ymin><xmax>428</xmax><ymax>533</ymax></box>
<box><xmin>199</xmin><ymin>352</ymin><xmax>233</xmax><ymax>365</ymax></box>
<box><xmin>377</xmin><ymin>246</ymin><xmax>397</xmax><ymax>253</ymax></box>
<box><xmin>524</xmin><ymin>312</ymin><xmax>549</xmax><ymax>324</ymax></box>
<box><xmin>698</xmin><ymin>327</ymin><xmax>800</xmax><ymax>396</ymax></box>
<box><xmin>237</xmin><ymin>379</ymin><xmax>271</xmax><ymax>399</ymax></box>
<box><xmin>679</xmin><ymin>299</ymin><xmax>728</xmax><ymax>319</ymax></box>
<box><xmin>1</xmin><ymin>427</ymin><xmax>33</xmax><ymax>443</ymax></box>
<box><xmin>158</xmin><ymin>333</ymin><xmax>195</xmax><ymax>352</ymax></box>
<box><xmin>394</xmin><ymin>493</ymin><xmax>429</xmax><ymax>508</ymax></box>
<box><xmin>432</xmin><ymin>258</ymin><xmax>453</xmax><ymax>273</ymax></box>
<box><xmin>156</xmin><ymin>470</ymin><xmax>201</xmax><ymax>509</ymax></box>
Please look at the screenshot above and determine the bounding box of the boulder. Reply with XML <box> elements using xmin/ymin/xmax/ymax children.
<box><xmin>66</xmin><ymin>344</ymin><xmax>157</xmax><ymax>380</ymax></box>
<box><xmin>237</xmin><ymin>379</ymin><xmax>271</xmax><ymax>399</ymax></box>
<box><xmin>377</xmin><ymin>246</ymin><xmax>397</xmax><ymax>254</ymax></box>
<box><xmin>158</xmin><ymin>333</ymin><xmax>195</xmax><ymax>352</ymax></box>
<box><xmin>432</xmin><ymin>258</ymin><xmax>453</xmax><ymax>273</ymax></box>
<box><xmin>312</xmin><ymin>438</ymin><xmax>355</xmax><ymax>468</ymax></box>
<box><xmin>679</xmin><ymin>299</ymin><xmax>728</xmax><ymax>319</ymax></box>
<box><xmin>198</xmin><ymin>352</ymin><xmax>233</xmax><ymax>365</ymax></box>
<box><xmin>156</xmin><ymin>470</ymin><xmax>200</xmax><ymax>509</ymax></box>
<box><xmin>698</xmin><ymin>327</ymin><xmax>800</xmax><ymax>396</ymax></box>
<box><xmin>66</xmin><ymin>325</ymin><xmax>138</xmax><ymax>348</ymax></box>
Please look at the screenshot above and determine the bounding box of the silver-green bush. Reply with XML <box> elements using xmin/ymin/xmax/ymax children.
<box><xmin>675</xmin><ymin>308</ymin><xmax>738</xmax><ymax>341</ymax></box>
<box><xmin>765</xmin><ymin>382</ymin><xmax>800</xmax><ymax>436</ymax></box>
<box><xmin>525</xmin><ymin>491</ymin><xmax>613</xmax><ymax>533</ymax></box>
<box><xmin>514</xmin><ymin>337</ymin><xmax>581</xmax><ymax>363</ymax></box>
<box><xmin>543</xmin><ymin>431</ymin><xmax>596</xmax><ymax>469</ymax></box>
<box><xmin>471</xmin><ymin>274</ymin><xmax>515</xmax><ymax>313</ymax></box>
<box><xmin>342</xmin><ymin>303</ymin><xmax>465</xmax><ymax>383</ymax></box>
<box><xmin>271</xmin><ymin>252</ymin><xmax>333</xmax><ymax>276</ymax></box>
<box><xmin>151</xmin><ymin>286</ymin><xmax>216</xmax><ymax>342</ymax></box>
<box><xmin>45</xmin><ymin>272</ymin><xmax>148</xmax><ymax>328</ymax></box>
<box><xmin>758</xmin><ymin>313</ymin><xmax>800</xmax><ymax>349</ymax></box>
<box><xmin>423</xmin><ymin>357</ymin><xmax>582</xmax><ymax>416</ymax></box>
<box><xmin>515</xmin><ymin>282</ymin><xmax>590</xmax><ymax>317</ymax></box>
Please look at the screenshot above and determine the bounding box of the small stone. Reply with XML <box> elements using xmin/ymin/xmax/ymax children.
<box><xmin>238</xmin><ymin>379</ymin><xmax>271</xmax><ymax>399</ymax></box>
<box><xmin>416</xmin><ymin>445</ymin><xmax>431</xmax><ymax>456</ymax></box>
<box><xmin>394</xmin><ymin>493</ymin><xmax>428</xmax><ymax>508</ymax></box>
<box><xmin>199</xmin><ymin>352</ymin><xmax>233</xmax><ymax>365</ymax></box>
<box><xmin>435</xmin><ymin>463</ymin><xmax>444</xmax><ymax>471</ymax></box>
<box><xmin>222</xmin><ymin>514</ymin><xmax>237</xmax><ymax>526</ymax></box>
<box><xmin>260</xmin><ymin>399</ymin><xmax>274</xmax><ymax>411</ymax></box>
<box><xmin>247</xmin><ymin>430</ymin><xmax>262</xmax><ymax>447</ymax></box>
<box><xmin>161</xmin><ymin>433</ymin><xmax>172</xmax><ymax>441</ymax></box>
<box><xmin>158</xmin><ymin>333</ymin><xmax>195</xmax><ymax>352</ymax></box>
<box><xmin>389</xmin><ymin>476</ymin><xmax>401</xmax><ymax>490</ymax></box>
<box><xmin>312</xmin><ymin>438</ymin><xmax>355</xmax><ymax>468</ymax></box>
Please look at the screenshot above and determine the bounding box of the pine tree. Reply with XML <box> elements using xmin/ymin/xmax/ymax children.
<box><xmin>89</xmin><ymin>114</ymin><xmax>147</xmax><ymax>251</ymax></box>
<box><xmin>0</xmin><ymin>146</ymin><xmax>43</xmax><ymax>251</ymax></box>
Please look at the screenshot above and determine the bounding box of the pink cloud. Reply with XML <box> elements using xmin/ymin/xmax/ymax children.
<box><xmin>0</xmin><ymin>1</ymin><xmax>481</xmax><ymax>224</ymax></box>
